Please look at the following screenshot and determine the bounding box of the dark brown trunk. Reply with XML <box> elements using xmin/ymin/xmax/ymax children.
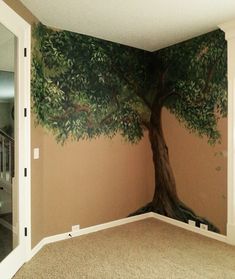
<box><xmin>149</xmin><ymin>106</ymin><xmax>183</xmax><ymax>220</ymax></box>
<box><xmin>129</xmin><ymin>105</ymin><xmax>219</xmax><ymax>233</ymax></box>
<box><xmin>129</xmin><ymin>104</ymin><xmax>219</xmax><ymax>232</ymax></box>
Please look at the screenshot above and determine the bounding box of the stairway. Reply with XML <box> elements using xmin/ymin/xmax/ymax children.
<box><xmin>0</xmin><ymin>129</ymin><xmax>14</xmax><ymax>221</ymax></box>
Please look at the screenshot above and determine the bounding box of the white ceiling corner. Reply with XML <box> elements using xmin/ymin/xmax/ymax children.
<box><xmin>20</xmin><ymin>0</ymin><xmax>235</xmax><ymax>51</ymax></box>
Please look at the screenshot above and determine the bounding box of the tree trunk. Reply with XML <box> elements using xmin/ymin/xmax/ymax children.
<box><xmin>149</xmin><ymin>107</ymin><xmax>182</xmax><ymax>219</ymax></box>
<box><xmin>129</xmin><ymin>106</ymin><xmax>219</xmax><ymax>233</ymax></box>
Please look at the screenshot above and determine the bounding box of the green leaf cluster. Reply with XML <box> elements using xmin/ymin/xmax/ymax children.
<box><xmin>154</xmin><ymin>30</ymin><xmax>227</xmax><ymax>144</ymax></box>
<box><xmin>32</xmin><ymin>23</ymin><xmax>151</xmax><ymax>143</ymax></box>
<box><xmin>32</xmin><ymin>24</ymin><xmax>227</xmax><ymax>145</ymax></box>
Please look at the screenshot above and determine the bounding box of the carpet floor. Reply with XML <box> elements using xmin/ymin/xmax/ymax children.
<box><xmin>14</xmin><ymin>218</ymin><xmax>235</xmax><ymax>279</ymax></box>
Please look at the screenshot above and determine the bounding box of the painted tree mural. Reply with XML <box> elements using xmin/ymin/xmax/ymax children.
<box><xmin>32</xmin><ymin>24</ymin><xmax>227</xmax><ymax>232</ymax></box>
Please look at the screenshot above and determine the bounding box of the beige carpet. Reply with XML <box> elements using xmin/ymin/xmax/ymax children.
<box><xmin>14</xmin><ymin>218</ymin><xmax>235</xmax><ymax>279</ymax></box>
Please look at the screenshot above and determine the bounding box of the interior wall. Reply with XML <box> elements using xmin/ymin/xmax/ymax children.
<box><xmin>33</xmin><ymin>24</ymin><xmax>227</xmax><ymax>236</ymax></box>
<box><xmin>30</xmin><ymin>117</ymin><xmax>44</xmax><ymax>247</ymax></box>
<box><xmin>145</xmin><ymin>109</ymin><xmax>227</xmax><ymax>235</ymax></box>
<box><xmin>32</xmin><ymin>23</ymin><xmax>157</xmax><ymax>240</ymax></box>
<box><xmin>4</xmin><ymin>0</ymin><xmax>228</xmax><ymax>247</ymax></box>
<box><xmin>162</xmin><ymin>109</ymin><xmax>227</xmax><ymax>234</ymax></box>
<box><xmin>42</xmin><ymin>131</ymin><xmax>153</xmax><ymax>236</ymax></box>
<box><xmin>42</xmin><ymin>109</ymin><xmax>228</xmax><ymax>236</ymax></box>
<box><xmin>3</xmin><ymin>0</ymin><xmax>37</xmax><ymax>25</ymax></box>
<box><xmin>4</xmin><ymin>0</ymin><xmax>154</xmax><ymax>245</ymax></box>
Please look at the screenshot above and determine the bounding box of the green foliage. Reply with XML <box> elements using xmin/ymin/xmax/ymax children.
<box><xmin>154</xmin><ymin>30</ymin><xmax>227</xmax><ymax>144</ymax></box>
<box><xmin>32</xmin><ymin>24</ymin><xmax>227</xmax><ymax>145</ymax></box>
<box><xmin>32</xmin><ymin>23</ymin><xmax>151</xmax><ymax>143</ymax></box>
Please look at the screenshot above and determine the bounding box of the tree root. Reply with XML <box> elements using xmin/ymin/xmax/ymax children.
<box><xmin>128</xmin><ymin>202</ymin><xmax>219</xmax><ymax>233</ymax></box>
<box><xmin>128</xmin><ymin>203</ymin><xmax>154</xmax><ymax>217</ymax></box>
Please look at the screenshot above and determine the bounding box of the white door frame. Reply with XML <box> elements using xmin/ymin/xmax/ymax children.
<box><xmin>219</xmin><ymin>21</ymin><xmax>235</xmax><ymax>245</ymax></box>
<box><xmin>0</xmin><ymin>1</ymin><xmax>31</xmax><ymax>278</ymax></box>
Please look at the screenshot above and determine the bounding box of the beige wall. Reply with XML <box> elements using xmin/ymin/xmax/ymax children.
<box><xmin>32</xmin><ymin>115</ymin><xmax>153</xmax><ymax>244</ymax></box>
<box><xmin>42</xmin><ymin>131</ymin><xmax>153</xmax><ymax>237</ymax></box>
<box><xmin>31</xmin><ymin>117</ymin><xmax>44</xmax><ymax>247</ymax></box>
<box><xmin>3</xmin><ymin>0</ymin><xmax>37</xmax><ymax>25</ymax></box>
<box><xmin>42</xmin><ymin>106</ymin><xmax>227</xmax><ymax>237</ymax></box>
<box><xmin>161</xmin><ymin>108</ymin><xmax>227</xmax><ymax>234</ymax></box>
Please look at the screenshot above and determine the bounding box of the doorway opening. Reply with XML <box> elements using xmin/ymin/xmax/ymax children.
<box><xmin>0</xmin><ymin>1</ymin><xmax>31</xmax><ymax>278</ymax></box>
<box><xmin>0</xmin><ymin>23</ymin><xmax>16</xmax><ymax>262</ymax></box>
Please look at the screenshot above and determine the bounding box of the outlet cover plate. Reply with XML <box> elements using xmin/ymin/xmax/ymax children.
<box><xmin>72</xmin><ymin>224</ymin><xmax>80</xmax><ymax>231</ymax></box>
<box><xmin>188</xmin><ymin>220</ymin><xmax>196</xmax><ymax>226</ymax></box>
<box><xmin>33</xmin><ymin>148</ymin><xmax>40</xmax><ymax>159</ymax></box>
<box><xmin>200</xmin><ymin>223</ymin><xmax>208</xmax><ymax>230</ymax></box>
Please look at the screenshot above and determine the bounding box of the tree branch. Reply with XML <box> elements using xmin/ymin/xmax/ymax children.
<box><xmin>110</xmin><ymin>62</ymin><xmax>152</xmax><ymax>110</ymax></box>
<box><xmin>73</xmin><ymin>104</ymin><xmax>90</xmax><ymax>113</ymax></box>
<box><xmin>160</xmin><ymin>90</ymin><xmax>180</xmax><ymax>105</ymax></box>
<box><xmin>135</xmin><ymin>89</ymin><xmax>152</xmax><ymax>110</ymax></box>
<box><xmin>161</xmin><ymin>90</ymin><xmax>205</xmax><ymax>110</ymax></box>
<box><xmin>141</xmin><ymin>119</ymin><xmax>150</xmax><ymax>130</ymax></box>
<box><xmin>202</xmin><ymin>48</ymin><xmax>226</xmax><ymax>94</ymax></box>
<box><xmin>161</xmin><ymin>48</ymin><xmax>226</xmax><ymax>107</ymax></box>
<box><xmin>49</xmin><ymin>104</ymin><xmax>91</xmax><ymax>122</ymax></box>
<box><xmin>149</xmin><ymin>62</ymin><xmax>172</xmax><ymax>110</ymax></box>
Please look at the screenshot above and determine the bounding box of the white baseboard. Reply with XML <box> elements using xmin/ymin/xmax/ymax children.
<box><xmin>69</xmin><ymin>212</ymin><xmax>153</xmax><ymax>238</ymax></box>
<box><xmin>30</xmin><ymin>211</ymin><xmax>232</xmax><ymax>261</ymax></box>
<box><xmin>29</xmin><ymin>238</ymin><xmax>46</xmax><ymax>260</ymax></box>
<box><xmin>227</xmin><ymin>223</ymin><xmax>235</xmax><ymax>245</ymax></box>
<box><xmin>150</xmin><ymin>212</ymin><xmax>228</xmax><ymax>243</ymax></box>
<box><xmin>29</xmin><ymin>212</ymin><xmax>152</xmax><ymax>261</ymax></box>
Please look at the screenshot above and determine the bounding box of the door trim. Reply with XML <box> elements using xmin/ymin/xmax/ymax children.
<box><xmin>219</xmin><ymin>21</ymin><xmax>235</xmax><ymax>245</ymax></box>
<box><xmin>0</xmin><ymin>1</ymin><xmax>31</xmax><ymax>278</ymax></box>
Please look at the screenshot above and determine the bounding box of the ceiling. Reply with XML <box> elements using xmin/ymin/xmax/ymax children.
<box><xmin>19</xmin><ymin>0</ymin><xmax>235</xmax><ymax>51</ymax></box>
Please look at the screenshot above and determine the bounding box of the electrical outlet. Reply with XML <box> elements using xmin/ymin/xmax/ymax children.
<box><xmin>72</xmin><ymin>224</ymin><xmax>80</xmax><ymax>231</ymax></box>
<box><xmin>33</xmin><ymin>148</ymin><xmax>40</xmax><ymax>159</ymax></box>
<box><xmin>200</xmin><ymin>223</ymin><xmax>208</xmax><ymax>230</ymax></box>
<box><xmin>188</xmin><ymin>220</ymin><xmax>196</xmax><ymax>226</ymax></box>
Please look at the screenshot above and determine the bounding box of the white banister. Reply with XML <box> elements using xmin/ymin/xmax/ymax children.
<box><xmin>9</xmin><ymin>141</ymin><xmax>12</xmax><ymax>182</ymax></box>
<box><xmin>0</xmin><ymin>135</ymin><xmax>2</xmax><ymax>179</ymax></box>
<box><xmin>2</xmin><ymin>137</ymin><xmax>6</xmax><ymax>181</ymax></box>
<box><xmin>0</xmin><ymin>129</ymin><xmax>14</xmax><ymax>186</ymax></box>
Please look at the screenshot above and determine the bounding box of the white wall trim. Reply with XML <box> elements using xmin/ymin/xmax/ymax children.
<box><xmin>30</xmin><ymin>213</ymin><xmax>152</xmax><ymax>260</ymax></box>
<box><xmin>29</xmin><ymin>212</ymin><xmax>230</xmax><ymax>261</ymax></box>
<box><xmin>227</xmin><ymin>223</ymin><xmax>235</xmax><ymax>245</ymax></box>
<box><xmin>71</xmin><ymin>212</ymin><xmax>153</xmax><ymax>237</ymax></box>
<box><xmin>0</xmin><ymin>1</ymin><xmax>31</xmax><ymax>279</ymax></box>
<box><xmin>219</xmin><ymin>20</ymin><xmax>235</xmax><ymax>246</ymax></box>
<box><xmin>30</xmin><ymin>238</ymin><xmax>46</xmax><ymax>260</ymax></box>
<box><xmin>0</xmin><ymin>0</ymin><xmax>32</xmax><ymax>250</ymax></box>
<box><xmin>150</xmin><ymin>213</ymin><xmax>228</xmax><ymax>243</ymax></box>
